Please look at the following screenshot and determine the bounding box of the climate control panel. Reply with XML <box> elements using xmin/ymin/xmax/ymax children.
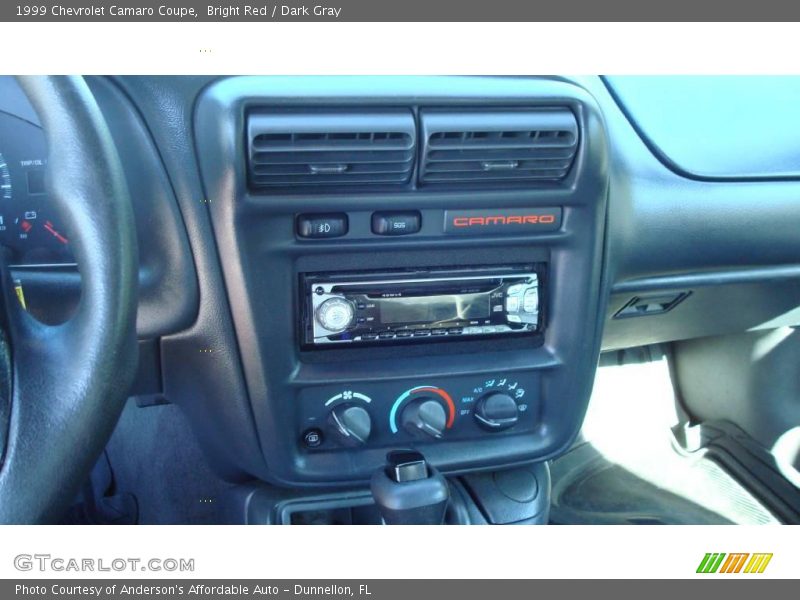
<box><xmin>296</xmin><ymin>372</ymin><xmax>539</xmax><ymax>451</ymax></box>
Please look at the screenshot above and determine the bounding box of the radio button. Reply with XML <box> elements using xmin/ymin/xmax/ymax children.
<box><xmin>506</xmin><ymin>296</ymin><xmax>520</xmax><ymax>313</ymax></box>
<box><xmin>395</xmin><ymin>330</ymin><xmax>413</xmax><ymax>338</ymax></box>
<box><xmin>361</xmin><ymin>332</ymin><xmax>378</xmax><ymax>340</ymax></box>
<box><xmin>523</xmin><ymin>289</ymin><xmax>539</xmax><ymax>313</ymax></box>
<box><xmin>413</xmin><ymin>329</ymin><xmax>430</xmax><ymax>337</ymax></box>
<box><xmin>447</xmin><ymin>328</ymin><xmax>463</xmax><ymax>335</ymax></box>
<box><xmin>430</xmin><ymin>328</ymin><xmax>447</xmax><ymax>336</ymax></box>
<box><xmin>378</xmin><ymin>331</ymin><xmax>395</xmax><ymax>339</ymax></box>
<box><xmin>507</xmin><ymin>284</ymin><xmax>523</xmax><ymax>296</ymax></box>
<box><xmin>315</xmin><ymin>297</ymin><xmax>355</xmax><ymax>332</ymax></box>
<box><xmin>507</xmin><ymin>315</ymin><xmax>522</xmax><ymax>323</ymax></box>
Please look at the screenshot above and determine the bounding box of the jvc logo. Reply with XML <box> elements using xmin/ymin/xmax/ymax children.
<box><xmin>696</xmin><ymin>553</ymin><xmax>773</xmax><ymax>574</ymax></box>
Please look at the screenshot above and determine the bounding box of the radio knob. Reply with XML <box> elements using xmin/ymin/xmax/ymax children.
<box><xmin>315</xmin><ymin>297</ymin><xmax>355</xmax><ymax>332</ymax></box>
<box><xmin>401</xmin><ymin>399</ymin><xmax>447</xmax><ymax>439</ymax></box>
<box><xmin>474</xmin><ymin>393</ymin><xmax>519</xmax><ymax>431</ymax></box>
<box><xmin>328</xmin><ymin>403</ymin><xmax>372</xmax><ymax>447</ymax></box>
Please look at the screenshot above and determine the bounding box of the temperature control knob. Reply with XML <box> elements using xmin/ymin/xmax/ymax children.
<box><xmin>401</xmin><ymin>399</ymin><xmax>447</xmax><ymax>439</ymax></box>
<box><xmin>315</xmin><ymin>297</ymin><xmax>355</xmax><ymax>333</ymax></box>
<box><xmin>328</xmin><ymin>403</ymin><xmax>372</xmax><ymax>447</ymax></box>
<box><xmin>474</xmin><ymin>393</ymin><xmax>519</xmax><ymax>431</ymax></box>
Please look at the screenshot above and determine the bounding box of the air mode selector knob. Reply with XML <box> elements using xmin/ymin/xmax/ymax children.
<box><xmin>315</xmin><ymin>297</ymin><xmax>355</xmax><ymax>333</ymax></box>
<box><xmin>328</xmin><ymin>403</ymin><xmax>372</xmax><ymax>447</ymax></box>
<box><xmin>401</xmin><ymin>399</ymin><xmax>447</xmax><ymax>439</ymax></box>
<box><xmin>474</xmin><ymin>393</ymin><xmax>519</xmax><ymax>431</ymax></box>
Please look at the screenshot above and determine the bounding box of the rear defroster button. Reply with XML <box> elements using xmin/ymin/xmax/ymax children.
<box><xmin>303</xmin><ymin>428</ymin><xmax>323</xmax><ymax>448</ymax></box>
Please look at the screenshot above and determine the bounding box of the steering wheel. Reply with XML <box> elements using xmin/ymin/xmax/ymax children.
<box><xmin>0</xmin><ymin>76</ymin><xmax>138</xmax><ymax>523</ymax></box>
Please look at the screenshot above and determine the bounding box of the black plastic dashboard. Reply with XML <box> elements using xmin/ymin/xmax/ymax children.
<box><xmin>605</xmin><ymin>76</ymin><xmax>800</xmax><ymax>180</ymax></box>
<box><xmin>3</xmin><ymin>75</ymin><xmax>800</xmax><ymax>489</ymax></box>
<box><xmin>193</xmin><ymin>76</ymin><xmax>609</xmax><ymax>484</ymax></box>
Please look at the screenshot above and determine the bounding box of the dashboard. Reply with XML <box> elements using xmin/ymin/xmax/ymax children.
<box><xmin>3</xmin><ymin>75</ymin><xmax>800</xmax><ymax>491</ymax></box>
<box><xmin>194</xmin><ymin>76</ymin><xmax>607</xmax><ymax>484</ymax></box>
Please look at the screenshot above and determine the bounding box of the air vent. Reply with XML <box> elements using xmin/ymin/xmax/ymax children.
<box><xmin>419</xmin><ymin>109</ymin><xmax>579</xmax><ymax>184</ymax></box>
<box><xmin>248</xmin><ymin>110</ymin><xmax>416</xmax><ymax>188</ymax></box>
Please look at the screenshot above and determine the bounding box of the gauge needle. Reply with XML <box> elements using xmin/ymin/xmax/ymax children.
<box><xmin>44</xmin><ymin>220</ymin><xmax>69</xmax><ymax>244</ymax></box>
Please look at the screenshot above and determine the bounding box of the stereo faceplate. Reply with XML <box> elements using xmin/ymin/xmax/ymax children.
<box><xmin>302</xmin><ymin>266</ymin><xmax>543</xmax><ymax>347</ymax></box>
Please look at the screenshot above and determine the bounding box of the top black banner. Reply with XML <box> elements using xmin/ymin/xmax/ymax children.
<box><xmin>4</xmin><ymin>0</ymin><xmax>800</xmax><ymax>21</ymax></box>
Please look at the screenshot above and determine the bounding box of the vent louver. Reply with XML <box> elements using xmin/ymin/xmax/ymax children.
<box><xmin>419</xmin><ymin>109</ymin><xmax>579</xmax><ymax>184</ymax></box>
<box><xmin>248</xmin><ymin>110</ymin><xmax>416</xmax><ymax>188</ymax></box>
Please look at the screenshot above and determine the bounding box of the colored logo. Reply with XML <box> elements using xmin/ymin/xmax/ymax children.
<box><xmin>452</xmin><ymin>214</ymin><xmax>557</xmax><ymax>227</ymax></box>
<box><xmin>696</xmin><ymin>553</ymin><xmax>773</xmax><ymax>574</ymax></box>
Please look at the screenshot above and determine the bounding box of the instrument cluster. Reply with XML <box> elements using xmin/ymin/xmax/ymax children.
<box><xmin>0</xmin><ymin>111</ymin><xmax>73</xmax><ymax>267</ymax></box>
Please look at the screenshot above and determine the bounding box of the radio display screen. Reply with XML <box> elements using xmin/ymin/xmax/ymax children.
<box><xmin>379</xmin><ymin>292</ymin><xmax>490</xmax><ymax>324</ymax></box>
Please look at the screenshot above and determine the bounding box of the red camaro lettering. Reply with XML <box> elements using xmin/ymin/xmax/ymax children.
<box><xmin>452</xmin><ymin>213</ymin><xmax>557</xmax><ymax>227</ymax></box>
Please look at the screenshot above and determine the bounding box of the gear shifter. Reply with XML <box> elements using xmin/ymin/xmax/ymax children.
<box><xmin>370</xmin><ymin>450</ymin><xmax>450</xmax><ymax>525</ymax></box>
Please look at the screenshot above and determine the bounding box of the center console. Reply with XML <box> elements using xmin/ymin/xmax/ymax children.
<box><xmin>194</xmin><ymin>76</ymin><xmax>609</xmax><ymax>490</ymax></box>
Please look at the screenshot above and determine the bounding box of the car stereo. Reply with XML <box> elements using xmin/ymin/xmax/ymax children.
<box><xmin>301</xmin><ymin>265</ymin><xmax>543</xmax><ymax>347</ymax></box>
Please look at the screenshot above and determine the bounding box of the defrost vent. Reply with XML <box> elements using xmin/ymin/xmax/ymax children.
<box><xmin>248</xmin><ymin>110</ymin><xmax>416</xmax><ymax>188</ymax></box>
<box><xmin>419</xmin><ymin>109</ymin><xmax>579</xmax><ymax>183</ymax></box>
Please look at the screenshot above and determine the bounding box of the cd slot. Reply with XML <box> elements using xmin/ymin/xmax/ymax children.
<box><xmin>341</xmin><ymin>281</ymin><xmax>500</xmax><ymax>297</ymax></box>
